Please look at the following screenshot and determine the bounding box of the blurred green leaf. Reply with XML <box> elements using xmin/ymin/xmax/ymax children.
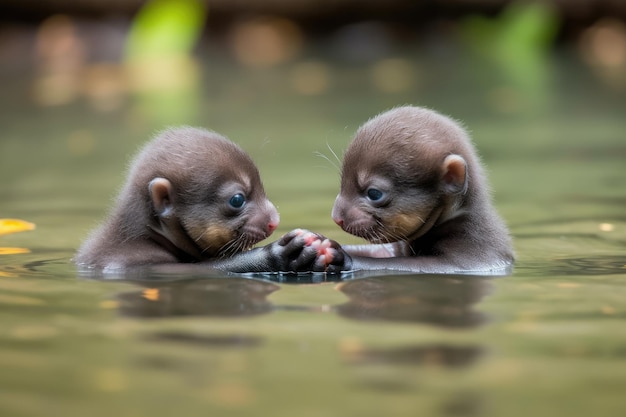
<box><xmin>460</xmin><ymin>0</ymin><xmax>561</xmax><ymax>106</ymax></box>
<box><xmin>125</xmin><ymin>0</ymin><xmax>207</xmax><ymax>126</ymax></box>
<box><xmin>498</xmin><ymin>1</ymin><xmax>560</xmax><ymax>59</ymax></box>
<box><xmin>462</xmin><ymin>1</ymin><xmax>560</xmax><ymax>58</ymax></box>
<box><xmin>126</xmin><ymin>0</ymin><xmax>207</xmax><ymax>60</ymax></box>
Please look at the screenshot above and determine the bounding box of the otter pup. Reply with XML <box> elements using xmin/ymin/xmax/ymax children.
<box><xmin>328</xmin><ymin>106</ymin><xmax>514</xmax><ymax>274</ymax></box>
<box><xmin>75</xmin><ymin>127</ymin><xmax>318</xmax><ymax>273</ymax></box>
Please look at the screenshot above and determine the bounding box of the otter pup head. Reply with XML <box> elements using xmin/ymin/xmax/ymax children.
<box><xmin>131</xmin><ymin>127</ymin><xmax>279</xmax><ymax>260</ymax></box>
<box><xmin>331</xmin><ymin>107</ymin><xmax>470</xmax><ymax>244</ymax></box>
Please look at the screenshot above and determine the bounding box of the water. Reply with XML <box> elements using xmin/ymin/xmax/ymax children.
<box><xmin>1</xmin><ymin>44</ymin><xmax>625</xmax><ymax>417</ymax></box>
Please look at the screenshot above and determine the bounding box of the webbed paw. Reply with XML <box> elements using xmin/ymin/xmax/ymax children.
<box><xmin>276</xmin><ymin>229</ymin><xmax>351</xmax><ymax>273</ymax></box>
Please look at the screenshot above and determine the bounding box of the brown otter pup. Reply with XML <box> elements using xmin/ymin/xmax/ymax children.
<box><xmin>75</xmin><ymin>127</ymin><xmax>331</xmax><ymax>273</ymax></box>
<box><xmin>323</xmin><ymin>106</ymin><xmax>514</xmax><ymax>274</ymax></box>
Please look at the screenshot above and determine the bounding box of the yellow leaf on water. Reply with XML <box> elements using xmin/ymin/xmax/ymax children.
<box><xmin>0</xmin><ymin>219</ymin><xmax>36</xmax><ymax>236</ymax></box>
<box><xmin>0</xmin><ymin>247</ymin><xmax>31</xmax><ymax>255</ymax></box>
<box><xmin>142</xmin><ymin>288</ymin><xmax>160</xmax><ymax>301</ymax></box>
<box><xmin>0</xmin><ymin>271</ymin><xmax>18</xmax><ymax>278</ymax></box>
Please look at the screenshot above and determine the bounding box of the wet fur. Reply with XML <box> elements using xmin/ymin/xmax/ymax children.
<box><xmin>332</xmin><ymin>106</ymin><xmax>514</xmax><ymax>274</ymax></box>
<box><xmin>75</xmin><ymin>127</ymin><xmax>279</xmax><ymax>271</ymax></box>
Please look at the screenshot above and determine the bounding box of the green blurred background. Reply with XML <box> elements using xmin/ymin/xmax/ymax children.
<box><xmin>0</xmin><ymin>2</ymin><xmax>625</xmax><ymax>417</ymax></box>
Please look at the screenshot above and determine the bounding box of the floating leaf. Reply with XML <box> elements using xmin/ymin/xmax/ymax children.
<box><xmin>0</xmin><ymin>219</ymin><xmax>36</xmax><ymax>236</ymax></box>
<box><xmin>142</xmin><ymin>288</ymin><xmax>160</xmax><ymax>301</ymax></box>
<box><xmin>0</xmin><ymin>248</ymin><xmax>31</xmax><ymax>255</ymax></box>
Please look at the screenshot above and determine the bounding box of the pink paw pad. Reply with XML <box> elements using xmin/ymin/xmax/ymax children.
<box><xmin>302</xmin><ymin>232</ymin><xmax>319</xmax><ymax>246</ymax></box>
<box><xmin>315</xmin><ymin>248</ymin><xmax>337</xmax><ymax>267</ymax></box>
<box><xmin>309</xmin><ymin>239</ymin><xmax>334</xmax><ymax>265</ymax></box>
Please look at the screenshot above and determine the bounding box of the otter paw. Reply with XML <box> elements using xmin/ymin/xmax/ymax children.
<box><xmin>274</xmin><ymin>229</ymin><xmax>350</xmax><ymax>273</ymax></box>
<box><xmin>278</xmin><ymin>228</ymin><xmax>315</xmax><ymax>246</ymax></box>
<box><xmin>308</xmin><ymin>238</ymin><xmax>332</xmax><ymax>265</ymax></box>
<box><xmin>305</xmin><ymin>237</ymin><xmax>349</xmax><ymax>273</ymax></box>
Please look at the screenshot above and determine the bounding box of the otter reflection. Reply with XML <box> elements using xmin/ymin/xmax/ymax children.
<box><xmin>342</xmin><ymin>343</ymin><xmax>484</xmax><ymax>369</ymax></box>
<box><xmin>336</xmin><ymin>274</ymin><xmax>492</xmax><ymax>328</ymax></box>
<box><xmin>336</xmin><ymin>275</ymin><xmax>491</xmax><ymax>369</ymax></box>
<box><xmin>116</xmin><ymin>277</ymin><xmax>278</xmax><ymax>318</ymax></box>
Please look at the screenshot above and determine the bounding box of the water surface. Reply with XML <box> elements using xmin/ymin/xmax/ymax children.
<box><xmin>1</xmin><ymin>47</ymin><xmax>625</xmax><ymax>417</ymax></box>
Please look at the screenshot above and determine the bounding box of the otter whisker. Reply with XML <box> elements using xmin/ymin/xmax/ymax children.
<box><xmin>326</xmin><ymin>142</ymin><xmax>342</xmax><ymax>165</ymax></box>
<box><xmin>314</xmin><ymin>150</ymin><xmax>340</xmax><ymax>172</ymax></box>
<box><xmin>219</xmin><ymin>235</ymin><xmax>248</xmax><ymax>258</ymax></box>
<box><xmin>194</xmin><ymin>228</ymin><xmax>210</xmax><ymax>244</ymax></box>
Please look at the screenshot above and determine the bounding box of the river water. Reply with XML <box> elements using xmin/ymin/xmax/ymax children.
<box><xmin>1</xmin><ymin>43</ymin><xmax>625</xmax><ymax>417</ymax></box>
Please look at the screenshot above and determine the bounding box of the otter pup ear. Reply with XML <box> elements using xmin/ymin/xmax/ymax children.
<box><xmin>441</xmin><ymin>154</ymin><xmax>468</xmax><ymax>195</ymax></box>
<box><xmin>149</xmin><ymin>178</ymin><xmax>174</xmax><ymax>217</ymax></box>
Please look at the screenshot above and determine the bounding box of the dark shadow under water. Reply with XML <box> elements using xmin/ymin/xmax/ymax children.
<box><xmin>116</xmin><ymin>277</ymin><xmax>279</xmax><ymax>318</ymax></box>
<box><xmin>334</xmin><ymin>274</ymin><xmax>491</xmax><ymax>370</ymax></box>
<box><xmin>97</xmin><ymin>268</ymin><xmax>495</xmax><ymax>370</ymax></box>
<box><xmin>93</xmin><ymin>265</ymin><xmax>494</xmax><ymax>328</ymax></box>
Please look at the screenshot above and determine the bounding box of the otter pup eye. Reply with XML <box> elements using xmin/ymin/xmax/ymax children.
<box><xmin>229</xmin><ymin>193</ymin><xmax>246</xmax><ymax>209</ymax></box>
<box><xmin>366</xmin><ymin>188</ymin><xmax>384</xmax><ymax>201</ymax></box>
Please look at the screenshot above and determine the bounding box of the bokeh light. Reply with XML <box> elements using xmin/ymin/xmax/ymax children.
<box><xmin>289</xmin><ymin>60</ymin><xmax>331</xmax><ymax>95</ymax></box>
<box><xmin>579</xmin><ymin>18</ymin><xmax>626</xmax><ymax>89</ymax></box>
<box><xmin>33</xmin><ymin>14</ymin><xmax>85</xmax><ymax>106</ymax></box>
<box><xmin>230</xmin><ymin>16</ymin><xmax>303</xmax><ymax>68</ymax></box>
<box><xmin>370</xmin><ymin>58</ymin><xmax>416</xmax><ymax>93</ymax></box>
<box><xmin>580</xmin><ymin>18</ymin><xmax>626</xmax><ymax>69</ymax></box>
<box><xmin>82</xmin><ymin>63</ymin><xmax>126</xmax><ymax>112</ymax></box>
